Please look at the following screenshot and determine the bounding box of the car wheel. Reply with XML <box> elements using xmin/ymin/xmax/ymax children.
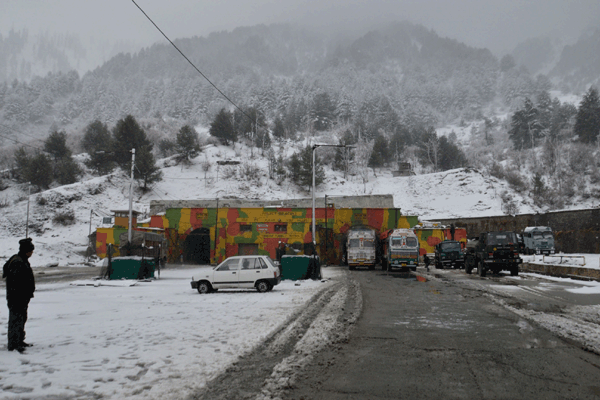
<box><xmin>368</xmin><ymin>264</ymin><xmax>375</xmax><ymax>270</ymax></box>
<box><xmin>197</xmin><ymin>281</ymin><xmax>212</xmax><ymax>294</ymax></box>
<box><xmin>349</xmin><ymin>265</ymin><xmax>356</xmax><ymax>270</ymax></box>
<box><xmin>511</xmin><ymin>267</ymin><xmax>519</xmax><ymax>276</ymax></box>
<box><xmin>256</xmin><ymin>280</ymin><xmax>271</xmax><ymax>293</ymax></box>
<box><xmin>465</xmin><ymin>265</ymin><xmax>472</xmax><ymax>274</ymax></box>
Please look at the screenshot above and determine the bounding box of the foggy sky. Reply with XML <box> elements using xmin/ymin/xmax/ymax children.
<box><xmin>2</xmin><ymin>0</ymin><xmax>600</xmax><ymax>56</ymax></box>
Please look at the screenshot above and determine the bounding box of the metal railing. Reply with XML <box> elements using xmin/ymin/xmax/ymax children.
<box><xmin>542</xmin><ymin>255</ymin><xmax>586</xmax><ymax>266</ymax></box>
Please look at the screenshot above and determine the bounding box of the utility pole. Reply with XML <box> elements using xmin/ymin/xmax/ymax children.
<box><xmin>312</xmin><ymin>144</ymin><xmax>354</xmax><ymax>249</ymax></box>
<box><xmin>128</xmin><ymin>148</ymin><xmax>135</xmax><ymax>245</ymax></box>
<box><xmin>25</xmin><ymin>182</ymin><xmax>31</xmax><ymax>238</ymax></box>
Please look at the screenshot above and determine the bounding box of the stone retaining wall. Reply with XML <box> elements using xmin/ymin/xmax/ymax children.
<box><xmin>520</xmin><ymin>262</ymin><xmax>600</xmax><ymax>282</ymax></box>
<box><xmin>437</xmin><ymin>208</ymin><xmax>600</xmax><ymax>254</ymax></box>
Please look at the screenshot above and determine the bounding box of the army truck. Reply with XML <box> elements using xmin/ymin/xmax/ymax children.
<box><xmin>465</xmin><ymin>231</ymin><xmax>522</xmax><ymax>277</ymax></box>
<box><xmin>434</xmin><ymin>240</ymin><xmax>465</xmax><ymax>269</ymax></box>
<box><xmin>522</xmin><ymin>226</ymin><xmax>555</xmax><ymax>255</ymax></box>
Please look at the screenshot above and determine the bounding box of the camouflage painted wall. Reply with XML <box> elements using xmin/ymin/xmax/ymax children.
<box><xmin>96</xmin><ymin>227</ymin><xmax>127</xmax><ymax>258</ymax></box>
<box><xmin>141</xmin><ymin>207</ymin><xmax>419</xmax><ymax>264</ymax></box>
<box><xmin>415</xmin><ymin>228</ymin><xmax>467</xmax><ymax>255</ymax></box>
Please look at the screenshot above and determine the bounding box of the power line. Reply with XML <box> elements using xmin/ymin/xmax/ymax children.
<box><xmin>0</xmin><ymin>122</ymin><xmax>41</xmax><ymax>142</ymax></box>
<box><xmin>131</xmin><ymin>0</ymin><xmax>259</xmax><ymax>126</ymax></box>
<box><xmin>0</xmin><ymin>123</ymin><xmax>47</xmax><ymax>153</ymax></box>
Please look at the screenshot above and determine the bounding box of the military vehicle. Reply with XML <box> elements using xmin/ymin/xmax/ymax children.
<box><xmin>434</xmin><ymin>240</ymin><xmax>465</xmax><ymax>269</ymax></box>
<box><xmin>522</xmin><ymin>226</ymin><xmax>555</xmax><ymax>255</ymax></box>
<box><xmin>465</xmin><ymin>231</ymin><xmax>522</xmax><ymax>277</ymax></box>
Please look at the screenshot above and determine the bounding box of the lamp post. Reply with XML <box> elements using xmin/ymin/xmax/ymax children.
<box><xmin>128</xmin><ymin>148</ymin><xmax>135</xmax><ymax>245</ymax></box>
<box><xmin>25</xmin><ymin>182</ymin><xmax>31</xmax><ymax>238</ymax></box>
<box><xmin>311</xmin><ymin>144</ymin><xmax>354</xmax><ymax>249</ymax></box>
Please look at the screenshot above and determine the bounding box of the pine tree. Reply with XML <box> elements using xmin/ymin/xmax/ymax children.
<box><xmin>311</xmin><ymin>92</ymin><xmax>334</xmax><ymax>131</ymax></box>
<box><xmin>288</xmin><ymin>145</ymin><xmax>325</xmax><ymax>191</ymax></box>
<box><xmin>574</xmin><ymin>86</ymin><xmax>600</xmax><ymax>143</ymax></box>
<box><xmin>13</xmin><ymin>147</ymin><xmax>30</xmax><ymax>182</ymax></box>
<box><xmin>54</xmin><ymin>158</ymin><xmax>82</xmax><ymax>185</ymax></box>
<box><xmin>209</xmin><ymin>108</ymin><xmax>236</xmax><ymax>145</ymax></box>
<box><xmin>112</xmin><ymin>115</ymin><xmax>152</xmax><ymax>170</ymax></box>
<box><xmin>508</xmin><ymin>98</ymin><xmax>542</xmax><ymax>149</ymax></box>
<box><xmin>531</xmin><ymin>172</ymin><xmax>546</xmax><ymax>207</ymax></box>
<box><xmin>175</xmin><ymin>125</ymin><xmax>200</xmax><ymax>165</ymax></box>
<box><xmin>272</xmin><ymin>116</ymin><xmax>285</xmax><ymax>140</ymax></box>
<box><xmin>438</xmin><ymin>136</ymin><xmax>467</xmax><ymax>171</ymax></box>
<box><xmin>368</xmin><ymin>134</ymin><xmax>390</xmax><ymax>170</ymax></box>
<box><xmin>44</xmin><ymin>130</ymin><xmax>71</xmax><ymax>161</ymax></box>
<box><xmin>135</xmin><ymin>145</ymin><xmax>163</xmax><ymax>191</ymax></box>
<box><xmin>82</xmin><ymin>120</ymin><xmax>113</xmax><ymax>175</ymax></box>
<box><xmin>26</xmin><ymin>153</ymin><xmax>53</xmax><ymax>189</ymax></box>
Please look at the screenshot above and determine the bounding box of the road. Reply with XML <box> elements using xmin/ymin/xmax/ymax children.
<box><xmin>282</xmin><ymin>266</ymin><xmax>600</xmax><ymax>400</ymax></box>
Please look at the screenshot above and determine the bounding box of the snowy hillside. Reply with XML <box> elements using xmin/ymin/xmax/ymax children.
<box><xmin>0</xmin><ymin>127</ymin><xmax>548</xmax><ymax>269</ymax></box>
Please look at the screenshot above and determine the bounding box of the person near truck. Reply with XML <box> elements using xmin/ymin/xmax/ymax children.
<box><xmin>3</xmin><ymin>238</ymin><xmax>36</xmax><ymax>353</ymax></box>
<box><xmin>423</xmin><ymin>253</ymin><xmax>430</xmax><ymax>271</ymax></box>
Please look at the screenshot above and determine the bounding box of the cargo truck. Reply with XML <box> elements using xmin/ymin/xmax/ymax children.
<box><xmin>380</xmin><ymin>228</ymin><xmax>420</xmax><ymax>271</ymax></box>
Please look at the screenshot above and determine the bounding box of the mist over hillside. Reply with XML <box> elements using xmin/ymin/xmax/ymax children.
<box><xmin>0</xmin><ymin>20</ymin><xmax>599</xmax><ymax>226</ymax></box>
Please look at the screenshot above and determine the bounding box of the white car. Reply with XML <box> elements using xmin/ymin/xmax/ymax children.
<box><xmin>191</xmin><ymin>255</ymin><xmax>281</xmax><ymax>294</ymax></box>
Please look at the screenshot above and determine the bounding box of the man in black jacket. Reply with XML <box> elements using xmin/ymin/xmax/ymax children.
<box><xmin>3</xmin><ymin>238</ymin><xmax>36</xmax><ymax>353</ymax></box>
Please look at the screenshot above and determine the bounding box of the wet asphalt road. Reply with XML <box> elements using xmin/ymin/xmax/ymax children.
<box><xmin>283</xmin><ymin>267</ymin><xmax>600</xmax><ymax>400</ymax></box>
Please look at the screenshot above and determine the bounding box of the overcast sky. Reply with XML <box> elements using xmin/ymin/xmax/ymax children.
<box><xmin>2</xmin><ymin>0</ymin><xmax>600</xmax><ymax>55</ymax></box>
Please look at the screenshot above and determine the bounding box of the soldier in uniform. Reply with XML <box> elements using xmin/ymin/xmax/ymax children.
<box><xmin>3</xmin><ymin>238</ymin><xmax>36</xmax><ymax>353</ymax></box>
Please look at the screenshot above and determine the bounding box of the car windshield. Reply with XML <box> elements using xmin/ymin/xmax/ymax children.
<box><xmin>441</xmin><ymin>242</ymin><xmax>461</xmax><ymax>250</ymax></box>
<box><xmin>488</xmin><ymin>233</ymin><xmax>516</xmax><ymax>245</ymax></box>
<box><xmin>542</xmin><ymin>232</ymin><xmax>553</xmax><ymax>239</ymax></box>
<box><xmin>363</xmin><ymin>239</ymin><xmax>375</xmax><ymax>248</ymax></box>
<box><xmin>406</xmin><ymin>237</ymin><xmax>418</xmax><ymax>247</ymax></box>
<box><xmin>532</xmin><ymin>231</ymin><xmax>543</xmax><ymax>238</ymax></box>
<box><xmin>349</xmin><ymin>239</ymin><xmax>360</xmax><ymax>248</ymax></box>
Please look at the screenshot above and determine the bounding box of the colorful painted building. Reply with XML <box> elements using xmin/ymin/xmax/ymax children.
<box><xmin>96</xmin><ymin>195</ymin><xmax>422</xmax><ymax>265</ymax></box>
<box><xmin>414</xmin><ymin>223</ymin><xmax>467</xmax><ymax>255</ymax></box>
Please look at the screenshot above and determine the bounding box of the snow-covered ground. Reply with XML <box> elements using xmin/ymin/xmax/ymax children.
<box><xmin>0</xmin><ymin>267</ymin><xmax>340</xmax><ymax>399</ymax></box>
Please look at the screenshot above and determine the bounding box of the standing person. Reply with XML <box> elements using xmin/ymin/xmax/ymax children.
<box><xmin>423</xmin><ymin>253</ymin><xmax>430</xmax><ymax>272</ymax></box>
<box><xmin>3</xmin><ymin>238</ymin><xmax>36</xmax><ymax>353</ymax></box>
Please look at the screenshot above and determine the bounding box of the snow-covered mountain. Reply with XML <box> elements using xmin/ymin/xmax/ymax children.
<box><xmin>0</xmin><ymin>128</ymin><xmax>554</xmax><ymax>269</ymax></box>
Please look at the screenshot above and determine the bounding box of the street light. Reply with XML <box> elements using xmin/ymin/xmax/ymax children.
<box><xmin>311</xmin><ymin>144</ymin><xmax>354</xmax><ymax>250</ymax></box>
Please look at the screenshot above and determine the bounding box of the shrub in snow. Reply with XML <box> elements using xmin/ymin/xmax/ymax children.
<box><xmin>53</xmin><ymin>210</ymin><xmax>76</xmax><ymax>226</ymax></box>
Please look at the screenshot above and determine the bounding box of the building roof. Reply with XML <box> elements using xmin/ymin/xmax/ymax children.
<box><xmin>149</xmin><ymin>195</ymin><xmax>396</xmax><ymax>215</ymax></box>
<box><xmin>111</xmin><ymin>210</ymin><xmax>142</xmax><ymax>216</ymax></box>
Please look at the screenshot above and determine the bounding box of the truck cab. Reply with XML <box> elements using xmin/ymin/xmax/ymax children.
<box><xmin>522</xmin><ymin>226</ymin><xmax>555</xmax><ymax>255</ymax></box>
<box><xmin>434</xmin><ymin>240</ymin><xmax>464</xmax><ymax>269</ymax></box>
<box><xmin>465</xmin><ymin>231</ymin><xmax>522</xmax><ymax>277</ymax></box>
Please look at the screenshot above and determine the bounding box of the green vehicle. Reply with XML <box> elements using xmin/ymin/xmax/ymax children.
<box><xmin>434</xmin><ymin>240</ymin><xmax>465</xmax><ymax>269</ymax></box>
<box><xmin>465</xmin><ymin>231</ymin><xmax>522</xmax><ymax>277</ymax></box>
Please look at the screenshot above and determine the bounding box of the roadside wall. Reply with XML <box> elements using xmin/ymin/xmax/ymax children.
<box><xmin>437</xmin><ymin>208</ymin><xmax>600</xmax><ymax>254</ymax></box>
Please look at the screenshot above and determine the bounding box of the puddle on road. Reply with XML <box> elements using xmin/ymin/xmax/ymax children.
<box><xmin>379</xmin><ymin>272</ymin><xmax>428</xmax><ymax>282</ymax></box>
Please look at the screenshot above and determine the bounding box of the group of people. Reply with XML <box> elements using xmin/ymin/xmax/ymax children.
<box><xmin>3</xmin><ymin>238</ymin><xmax>36</xmax><ymax>353</ymax></box>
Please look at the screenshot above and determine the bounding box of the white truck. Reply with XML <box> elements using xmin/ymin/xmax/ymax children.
<box><xmin>522</xmin><ymin>226</ymin><xmax>555</xmax><ymax>255</ymax></box>
<box><xmin>345</xmin><ymin>226</ymin><xmax>378</xmax><ymax>270</ymax></box>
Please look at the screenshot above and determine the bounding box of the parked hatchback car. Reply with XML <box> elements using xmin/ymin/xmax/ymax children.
<box><xmin>191</xmin><ymin>255</ymin><xmax>281</xmax><ymax>294</ymax></box>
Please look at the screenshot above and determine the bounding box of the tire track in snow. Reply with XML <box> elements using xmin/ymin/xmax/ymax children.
<box><xmin>190</xmin><ymin>270</ymin><xmax>361</xmax><ymax>400</ymax></box>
